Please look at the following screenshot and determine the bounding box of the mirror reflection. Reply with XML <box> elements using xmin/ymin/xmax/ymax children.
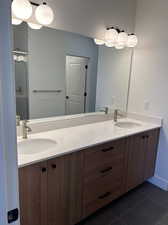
<box><xmin>13</xmin><ymin>23</ymin><xmax>132</xmax><ymax>120</ymax></box>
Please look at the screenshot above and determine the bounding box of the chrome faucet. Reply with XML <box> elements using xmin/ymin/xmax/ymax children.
<box><xmin>16</xmin><ymin>115</ymin><xmax>21</xmax><ymax>126</ymax></box>
<box><xmin>114</xmin><ymin>109</ymin><xmax>126</xmax><ymax>122</ymax></box>
<box><xmin>100</xmin><ymin>107</ymin><xmax>109</xmax><ymax>115</ymax></box>
<box><xmin>22</xmin><ymin>120</ymin><xmax>32</xmax><ymax>139</ymax></box>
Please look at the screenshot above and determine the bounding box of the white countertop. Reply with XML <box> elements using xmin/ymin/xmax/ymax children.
<box><xmin>17</xmin><ymin>117</ymin><xmax>161</xmax><ymax>168</ymax></box>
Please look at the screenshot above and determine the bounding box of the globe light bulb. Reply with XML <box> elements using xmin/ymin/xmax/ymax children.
<box><xmin>105</xmin><ymin>41</ymin><xmax>115</xmax><ymax>47</ymax></box>
<box><xmin>115</xmin><ymin>43</ymin><xmax>125</xmax><ymax>50</ymax></box>
<box><xmin>13</xmin><ymin>55</ymin><xmax>18</xmax><ymax>61</ymax></box>
<box><xmin>105</xmin><ymin>28</ymin><xmax>118</xmax><ymax>44</ymax></box>
<box><xmin>94</xmin><ymin>39</ymin><xmax>105</xmax><ymax>45</ymax></box>
<box><xmin>117</xmin><ymin>31</ymin><xmax>128</xmax><ymax>46</ymax></box>
<box><xmin>127</xmin><ymin>34</ymin><xmax>138</xmax><ymax>47</ymax></box>
<box><xmin>35</xmin><ymin>3</ymin><xmax>54</xmax><ymax>25</ymax></box>
<box><xmin>28</xmin><ymin>22</ymin><xmax>43</xmax><ymax>30</ymax></box>
<box><xmin>12</xmin><ymin>0</ymin><xmax>33</xmax><ymax>20</ymax></box>
<box><xmin>12</xmin><ymin>17</ymin><xmax>23</xmax><ymax>25</ymax></box>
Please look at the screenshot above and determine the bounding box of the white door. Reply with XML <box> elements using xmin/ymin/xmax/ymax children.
<box><xmin>66</xmin><ymin>56</ymin><xmax>89</xmax><ymax>115</ymax></box>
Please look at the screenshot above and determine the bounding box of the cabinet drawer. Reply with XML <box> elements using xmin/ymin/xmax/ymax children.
<box><xmin>84</xmin><ymin>157</ymin><xmax>124</xmax><ymax>184</ymax></box>
<box><xmin>84</xmin><ymin>174</ymin><xmax>122</xmax><ymax>205</ymax></box>
<box><xmin>84</xmin><ymin>139</ymin><xmax>125</xmax><ymax>172</ymax></box>
<box><xmin>83</xmin><ymin>175</ymin><xmax>122</xmax><ymax>217</ymax></box>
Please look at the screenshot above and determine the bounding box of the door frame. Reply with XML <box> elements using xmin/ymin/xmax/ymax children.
<box><xmin>65</xmin><ymin>55</ymin><xmax>89</xmax><ymax>115</ymax></box>
<box><xmin>0</xmin><ymin>0</ymin><xmax>20</xmax><ymax>224</ymax></box>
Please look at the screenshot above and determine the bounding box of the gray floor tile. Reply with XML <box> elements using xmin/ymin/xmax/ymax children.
<box><xmin>107</xmin><ymin>187</ymin><xmax>147</xmax><ymax>217</ymax></box>
<box><xmin>77</xmin><ymin>183</ymin><xmax>168</xmax><ymax>225</ymax></box>
<box><xmin>122</xmin><ymin>198</ymin><xmax>167</xmax><ymax>225</ymax></box>
<box><xmin>110</xmin><ymin>218</ymin><xmax>127</xmax><ymax>225</ymax></box>
<box><xmin>80</xmin><ymin>206</ymin><xmax>118</xmax><ymax>225</ymax></box>
<box><xmin>145</xmin><ymin>185</ymin><xmax>168</xmax><ymax>210</ymax></box>
<box><xmin>156</xmin><ymin>213</ymin><xmax>168</xmax><ymax>225</ymax></box>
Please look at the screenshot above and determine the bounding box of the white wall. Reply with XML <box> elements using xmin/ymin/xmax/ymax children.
<box><xmin>0</xmin><ymin>0</ymin><xmax>19</xmax><ymax>224</ymax></box>
<box><xmin>28</xmin><ymin>27</ymin><xmax>98</xmax><ymax>118</ymax></box>
<box><xmin>30</xmin><ymin>0</ymin><xmax>136</xmax><ymax>40</ymax></box>
<box><xmin>96</xmin><ymin>46</ymin><xmax>132</xmax><ymax>111</ymax></box>
<box><xmin>129</xmin><ymin>0</ymin><xmax>168</xmax><ymax>189</ymax></box>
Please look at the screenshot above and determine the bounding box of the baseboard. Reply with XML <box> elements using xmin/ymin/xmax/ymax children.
<box><xmin>148</xmin><ymin>175</ymin><xmax>168</xmax><ymax>191</ymax></box>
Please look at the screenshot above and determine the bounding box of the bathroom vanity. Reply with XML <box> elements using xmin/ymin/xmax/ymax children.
<box><xmin>18</xmin><ymin>117</ymin><xmax>161</xmax><ymax>225</ymax></box>
<box><xmin>13</xmin><ymin>19</ymin><xmax>161</xmax><ymax>225</ymax></box>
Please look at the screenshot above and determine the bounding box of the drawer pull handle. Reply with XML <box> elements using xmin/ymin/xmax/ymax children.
<box><xmin>142</xmin><ymin>135</ymin><xmax>149</xmax><ymax>139</ymax></box>
<box><xmin>41</xmin><ymin>167</ymin><xmax>47</xmax><ymax>172</ymax></box>
<box><xmin>102</xmin><ymin>147</ymin><xmax>114</xmax><ymax>152</ymax></box>
<box><xmin>100</xmin><ymin>167</ymin><xmax>112</xmax><ymax>174</ymax></box>
<box><xmin>98</xmin><ymin>192</ymin><xmax>111</xmax><ymax>199</ymax></box>
<box><xmin>52</xmin><ymin>164</ymin><xmax>57</xmax><ymax>169</ymax></box>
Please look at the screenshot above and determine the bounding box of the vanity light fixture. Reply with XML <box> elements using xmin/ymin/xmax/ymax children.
<box><xmin>117</xmin><ymin>31</ymin><xmax>128</xmax><ymax>46</ymax></box>
<box><xmin>94</xmin><ymin>27</ymin><xmax>138</xmax><ymax>49</ymax></box>
<box><xmin>126</xmin><ymin>34</ymin><xmax>138</xmax><ymax>47</ymax></box>
<box><xmin>105</xmin><ymin>27</ymin><xmax>118</xmax><ymax>46</ymax></box>
<box><xmin>35</xmin><ymin>2</ymin><xmax>54</xmax><ymax>26</ymax></box>
<box><xmin>11</xmin><ymin>1</ymin><xmax>55</xmax><ymax>27</ymax></box>
<box><xmin>94</xmin><ymin>39</ymin><xmax>105</xmax><ymax>45</ymax></box>
<box><xmin>12</xmin><ymin>17</ymin><xmax>23</xmax><ymax>25</ymax></box>
<box><xmin>12</xmin><ymin>0</ymin><xmax>33</xmax><ymax>20</ymax></box>
<box><xmin>115</xmin><ymin>43</ymin><xmax>125</xmax><ymax>50</ymax></box>
<box><xmin>28</xmin><ymin>22</ymin><xmax>43</xmax><ymax>29</ymax></box>
<box><xmin>105</xmin><ymin>41</ymin><xmax>115</xmax><ymax>47</ymax></box>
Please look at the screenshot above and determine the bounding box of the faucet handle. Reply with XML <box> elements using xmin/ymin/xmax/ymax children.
<box><xmin>22</xmin><ymin>119</ymin><xmax>30</xmax><ymax>124</ymax></box>
<box><xmin>99</xmin><ymin>106</ymin><xmax>109</xmax><ymax>114</ymax></box>
<box><xmin>16</xmin><ymin>115</ymin><xmax>20</xmax><ymax>126</ymax></box>
<box><xmin>114</xmin><ymin>109</ymin><xmax>126</xmax><ymax>117</ymax></box>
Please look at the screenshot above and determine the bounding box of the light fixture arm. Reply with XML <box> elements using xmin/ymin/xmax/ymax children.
<box><xmin>30</xmin><ymin>1</ymin><xmax>39</xmax><ymax>6</ymax></box>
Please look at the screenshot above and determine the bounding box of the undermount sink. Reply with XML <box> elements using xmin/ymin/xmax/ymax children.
<box><xmin>115</xmin><ymin>121</ymin><xmax>141</xmax><ymax>129</ymax></box>
<box><xmin>18</xmin><ymin>138</ymin><xmax>57</xmax><ymax>155</ymax></box>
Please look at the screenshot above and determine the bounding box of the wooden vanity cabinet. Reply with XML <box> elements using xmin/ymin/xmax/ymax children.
<box><xmin>82</xmin><ymin>138</ymin><xmax>128</xmax><ymax>218</ymax></box>
<box><xmin>143</xmin><ymin>129</ymin><xmax>160</xmax><ymax>180</ymax></box>
<box><xmin>47</xmin><ymin>156</ymin><xmax>69</xmax><ymax>225</ymax></box>
<box><xmin>19</xmin><ymin>128</ymin><xmax>160</xmax><ymax>225</ymax></box>
<box><xmin>126</xmin><ymin>129</ymin><xmax>160</xmax><ymax>192</ymax></box>
<box><xmin>68</xmin><ymin>152</ymin><xmax>84</xmax><ymax>225</ymax></box>
<box><xmin>19</xmin><ymin>161</ymin><xmax>48</xmax><ymax>225</ymax></box>
<box><xmin>19</xmin><ymin>153</ymin><xmax>84</xmax><ymax>225</ymax></box>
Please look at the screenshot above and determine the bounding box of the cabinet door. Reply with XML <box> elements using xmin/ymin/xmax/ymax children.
<box><xmin>144</xmin><ymin>129</ymin><xmax>160</xmax><ymax>180</ymax></box>
<box><xmin>126</xmin><ymin>129</ymin><xmax>160</xmax><ymax>192</ymax></box>
<box><xmin>68</xmin><ymin>152</ymin><xmax>84</xmax><ymax>225</ymax></box>
<box><xmin>47</xmin><ymin>156</ymin><xmax>69</xmax><ymax>225</ymax></box>
<box><xmin>19</xmin><ymin>162</ymin><xmax>48</xmax><ymax>225</ymax></box>
<box><xmin>126</xmin><ymin>133</ymin><xmax>146</xmax><ymax>191</ymax></box>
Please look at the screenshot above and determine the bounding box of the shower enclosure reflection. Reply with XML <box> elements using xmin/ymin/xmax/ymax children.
<box><xmin>14</xmin><ymin>50</ymin><xmax>29</xmax><ymax>120</ymax></box>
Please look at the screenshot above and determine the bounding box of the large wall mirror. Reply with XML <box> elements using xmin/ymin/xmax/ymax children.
<box><xmin>13</xmin><ymin>23</ymin><xmax>133</xmax><ymax>120</ymax></box>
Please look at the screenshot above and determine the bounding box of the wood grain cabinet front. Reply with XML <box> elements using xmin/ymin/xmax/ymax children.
<box><xmin>83</xmin><ymin>138</ymin><xmax>128</xmax><ymax>218</ymax></box>
<box><xmin>19</xmin><ymin>128</ymin><xmax>160</xmax><ymax>225</ymax></box>
<box><xmin>19</xmin><ymin>152</ymin><xmax>84</xmax><ymax>225</ymax></box>
<box><xmin>47</xmin><ymin>156</ymin><xmax>69</xmax><ymax>225</ymax></box>
<box><xmin>19</xmin><ymin>161</ymin><xmax>48</xmax><ymax>225</ymax></box>
<box><xmin>126</xmin><ymin>129</ymin><xmax>160</xmax><ymax>192</ymax></box>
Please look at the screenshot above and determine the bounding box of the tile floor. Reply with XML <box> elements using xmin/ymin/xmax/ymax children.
<box><xmin>78</xmin><ymin>182</ymin><xmax>168</xmax><ymax>225</ymax></box>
